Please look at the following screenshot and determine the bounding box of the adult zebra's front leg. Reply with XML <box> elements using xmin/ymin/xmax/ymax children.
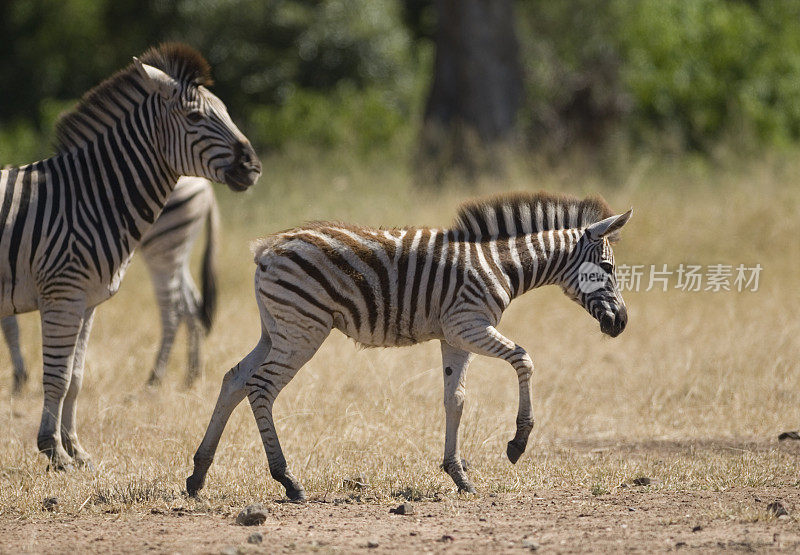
<box><xmin>444</xmin><ymin>319</ymin><xmax>535</xmax><ymax>465</ymax></box>
<box><xmin>60</xmin><ymin>308</ymin><xmax>95</xmax><ymax>468</ymax></box>
<box><xmin>37</xmin><ymin>301</ymin><xmax>88</xmax><ymax>469</ymax></box>
<box><xmin>440</xmin><ymin>341</ymin><xmax>475</xmax><ymax>492</ymax></box>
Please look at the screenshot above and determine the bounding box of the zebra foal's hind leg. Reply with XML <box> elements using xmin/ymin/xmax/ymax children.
<box><xmin>2</xmin><ymin>316</ymin><xmax>28</xmax><ymax>394</ymax></box>
<box><xmin>186</xmin><ymin>335</ymin><xmax>272</xmax><ymax>496</ymax></box>
<box><xmin>440</xmin><ymin>341</ymin><xmax>475</xmax><ymax>493</ymax></box>
<box><xmin>444</xmin><ymin>320</ymin><xmax>535</xmax><ymax>465</ymax></box>
<box><xmin>37</xmin><ymin>301</ymin><xmax>88</xmax><ymax>470</ymax></box>
<box><xmin>246</xmin><ymin>308</ymin><xmax>331</xmax><ymax>502</ymax></box>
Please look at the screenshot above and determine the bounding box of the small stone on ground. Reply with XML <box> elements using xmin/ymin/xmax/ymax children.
<box><xmin>522</xmin><ymin>539</ymin><xmax>540</xmax><ymax>550</ymax></box>
<box><xmin>247</xmin><ymin>532</ymin><xmax>264</xmax><ymax>544</ymax></box>
<box><xmin>236</xmin><ymin>504</ymin><xmax>268</xmax><ymax>526</ymax></box>
<box><xmin>390</xmin><ymin>502</ymin><xmax>416</xmax><ymax>515</ymax></box>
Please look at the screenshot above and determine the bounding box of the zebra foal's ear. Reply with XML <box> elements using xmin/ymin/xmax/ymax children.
<box><xmin>585</xmin><ymin>208</ymin><xmax>633</xmax><ymax>241</ymax></box>
<box><xmin>133</xmin><ymin>56</ymin><xmax>180</xmax><ymax>100</ymax></box>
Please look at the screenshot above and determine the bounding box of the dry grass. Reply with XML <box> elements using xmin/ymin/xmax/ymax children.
<box><xmin>2</xmin><ymin>151</ymin><xmax>800</xmax><ymax>519</ymax></box>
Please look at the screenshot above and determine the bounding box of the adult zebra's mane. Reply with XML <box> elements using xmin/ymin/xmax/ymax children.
<box><xmin>54</xmin><ymin>42</ymin><xmax>212</xmax><ymax>152</ymax></box>
<box><xmin>453</xmin><ymin>191</ymin><xmax>617</xmax><ymax>241</ymax></box>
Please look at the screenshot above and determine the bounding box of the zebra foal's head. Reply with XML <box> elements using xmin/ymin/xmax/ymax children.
<box><xmin>132</xmin><ymin>43</ymin><xmax>261</xmax><ymax>191</ymax></box>
<box><xmin>562</xmin><ymin>209</ymin><xmax>633</xmax><ymax>338</ymax></box>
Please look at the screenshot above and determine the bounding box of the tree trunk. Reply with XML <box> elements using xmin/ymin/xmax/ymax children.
<box><xmin>419</xmin><ymin>0</ymin><xmax>523</xmax><ymax>182</ymax></box>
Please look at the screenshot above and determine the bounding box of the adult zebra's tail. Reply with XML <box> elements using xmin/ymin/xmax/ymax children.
<box><xmin>199</xmin><ymin>198</ymin><xmax>220</xmax><ymax>333</ymax></box>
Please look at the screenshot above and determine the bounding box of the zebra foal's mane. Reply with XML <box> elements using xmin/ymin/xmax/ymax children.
<box><xmin>250</xmin><ymin>191</ymin><xmax>619</xmax><ymax>263</ymax></box>
<box><xmin>453</xmin><ymin>191</ymin><xmax>618</xmax><ymax>241</ymax></box>
<box><xmin>54</xmin><ymin>42</ymin><xmax>212</xmax><ymax>152</ymax></box>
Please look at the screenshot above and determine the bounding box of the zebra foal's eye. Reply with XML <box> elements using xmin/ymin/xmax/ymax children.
<box><xmin>187</xmin><ymin>111</ymin><xmax>203</xmax><ymax>123</ymax></box>
<box><xmin>600</xmin><ymin>262</ymin><xmax>614</xmax><ymax>273</ymax></box>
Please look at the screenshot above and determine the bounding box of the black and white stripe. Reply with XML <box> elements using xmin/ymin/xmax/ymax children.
<box><xmin>4</xmin><ymin>176</ymin><xmax>219</xmax><ymax>393</ymax></box>
<box><xmin>140</xmin><ymin>176</ymin><xmax>219</xmax><ymax>387</ymax></box>
<box><xmin>186</xmin><ymin>192</ymin><xmax>632</xmax><ymax>500</ymax></box>
<box><xmin>0</xmin><ymin>43</ymin><xmax>260</xmax><ymax>470</ymax></box>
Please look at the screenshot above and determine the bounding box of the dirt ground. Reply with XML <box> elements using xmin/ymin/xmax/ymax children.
<box><xmin>2</xmin><ymin>487</ymin><xmax>800</xmax><ymax>553</ymax></box>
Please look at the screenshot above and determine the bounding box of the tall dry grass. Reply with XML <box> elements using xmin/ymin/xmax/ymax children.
<box><xmin>1</xmin><ymin>151</ymin><xmax>799</xmax><ymax>517</ymax></box>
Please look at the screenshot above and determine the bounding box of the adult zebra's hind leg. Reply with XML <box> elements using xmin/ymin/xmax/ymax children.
<box><xmin>60</xmin><ymin>308</ymin><xmax>95</xmax><ymax>468</ymax></box>
<box><xmin>183</xmin><ymin>271</ymin><xmax>203</xmax><ymax>388</ymax></box>
<box><xmin>2</xmin><ymin>316</ymin><xmax>28</xmax><ymax>394</ymax></box>
<box><xmin>186</xmin><ymin>335</ymin><xmax>272</xmax><ymax>496</ymax></box>
<box><xmin>37</xmin><ymin>301</ymin><xmax>87</xmax><ymax>470</ymax></box>
<box><xmin>444</xmin><ymin>320</ymin><xmax>535</xmax><ymax>465</ymax></box>
<box><xmin>440</xmin><ymin>341</ymin><xmax>475</xmax><ymax>493</ymax></box>
<box><xmin>146</xmin><ymin>270</ymin><xmax>182</xmax><ymax>386</ymax></box>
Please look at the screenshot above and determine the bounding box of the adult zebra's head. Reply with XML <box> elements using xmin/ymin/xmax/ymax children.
<box><xmin>132</xmin><ymin>43</ymin><xmax>261</xmax><ymax>191</ymax></box>
<box><xmin>562</xmin><ymin>209</ymin><xmax>633</xmax><ymax>338</ymax></box>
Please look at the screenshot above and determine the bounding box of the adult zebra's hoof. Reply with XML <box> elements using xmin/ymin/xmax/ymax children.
<box><xmin>506</xmin><ymin>440</ymin><xmax>526</xmax><ymax>464</ymax></box>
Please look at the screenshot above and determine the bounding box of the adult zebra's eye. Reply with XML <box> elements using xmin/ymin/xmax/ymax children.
<box><xmin>187</xmin><ymin>111</ymin><xmax>203</xmax><ymax>123</ymax></box>
<box><xmin>600</xmin><ymin>261</ymin><xmax>614</xmax><ymax>273</ymax></box>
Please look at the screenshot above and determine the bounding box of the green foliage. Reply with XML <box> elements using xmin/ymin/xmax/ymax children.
<box><xmin>0</xmin><ymin>0</ymin><xmax>423</xmax><ymax>165</ymax></box>
<box><xmin>518</xmin><ymin>0</ymin><xmax>800</xmax><ymax>153</ymax></box>
<box><xmin>4</xmin><ymin>0</ymin><xmax>800</xmax><ymax>164</ymax></box>
<box><xmin>618</xmin><ymin>0</ymin><xmax>800</xmax><ymax>150</ymax></box>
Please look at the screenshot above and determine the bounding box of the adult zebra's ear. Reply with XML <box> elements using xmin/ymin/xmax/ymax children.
<box><xmin>585</xmin><ymin>208</ymin><xmax>633</xmax><ymax>241</ymax></box>
<box><xmin>133</xmin><ymin>56</ymin><xmax>180</xmax><ymax>100</ymax></box>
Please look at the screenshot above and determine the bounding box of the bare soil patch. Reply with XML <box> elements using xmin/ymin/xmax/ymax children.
<box><xmin>3</xmin><ymin>487</ymin><xmax>800</xmax><ymax>553</ymax></box>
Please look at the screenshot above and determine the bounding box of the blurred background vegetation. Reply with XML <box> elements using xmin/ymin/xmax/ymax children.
<box><xmin>2</xmin><ymin>0</ymin><xmax>800</xmax><ymax>180</ymax></box>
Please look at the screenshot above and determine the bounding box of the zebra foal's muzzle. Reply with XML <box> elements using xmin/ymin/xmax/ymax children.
<box><xmin>223</xmin><ymin>140</ymin><xmax>262</xmax><ymax>191</ymax></box>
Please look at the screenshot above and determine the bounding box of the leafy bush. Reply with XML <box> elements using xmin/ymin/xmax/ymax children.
<box><xmin>517</xmin><ymin>0</ymin><xmax>800</xmax><ymax>153</ymax></box>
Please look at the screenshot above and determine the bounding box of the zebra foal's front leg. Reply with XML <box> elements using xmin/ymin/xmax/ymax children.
<box><xmin>440</xmin><ymin>341</ymin><xmax>475</xmax><ymax>493</ymax></box>
<box><xmin>37</xmin><ymin>302</ymin><xmax>87</xmax><ymax>470</ymax></box>
<box><xmin>444</xmin><ymin>320</ymin><xmax>535</xmax><ymax>465</ymax></box>
<box><xmin>2</xmin><ymin>316</ymin><xmax>28</xmax><ymax>394</ymax></box>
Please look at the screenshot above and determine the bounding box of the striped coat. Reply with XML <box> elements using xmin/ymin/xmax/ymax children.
<box><xmin>0</xmin><ymin>43</ymin><xmax>260</xmax><ymax>470</ymax></box>
<box><xmin>4</xmin><ymin>176</ymin><xmax>219</xmax><ymax>393</ymax></box>
<box><xmin>187</xmin><ymin>192</ymin><xmax>632</xmax><ymax>500</ymax></box>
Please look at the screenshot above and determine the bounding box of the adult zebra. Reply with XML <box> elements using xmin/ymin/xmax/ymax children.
<box><xmin>4</xmin><ymin>176</ymin><xmax>219</xmax><ymax>393</ymax></box>
<box><xmin>186</xmin><ymin>191</ymin><xmax>631</xmax><ymax>500</ymax></box>
<box><xmin>0</xmin><ymin>43</ymin><xmax>261</xmax><ymax>470</ymax></box>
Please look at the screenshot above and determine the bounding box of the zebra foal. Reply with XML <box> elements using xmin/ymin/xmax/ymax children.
<box><xmin>0</xmin><ymin>43</ymin><xmax>260</xmax><ymax>470</ymax></box>
<box><xmin>4</xmin><ymin>176</ymin><xmax>219</xmax><ymax>392</ymax></box>
<box><xmin>187</xmin><ymin>191</ymin><xmax>632</xmax><ymax>500</ymax></box>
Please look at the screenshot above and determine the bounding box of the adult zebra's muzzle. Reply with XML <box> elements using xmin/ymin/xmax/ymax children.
<box><xmin>599</xmin><ymin>304</ymin><xmax>627</xmax><ymax>337</ymax></box>
<box><xmin>223</xmin><ymin>140</ymin><xmax>261</xmax><ymax>191</ymax></box>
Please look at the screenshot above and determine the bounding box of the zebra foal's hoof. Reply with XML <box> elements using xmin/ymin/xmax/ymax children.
<box><xmin>285</xmin><ymin>484</ymin><xmax>307</xmax><ymax>503</ymax></box>
<box><xmin>506</xmin><ymin>440</ymin><xmax>526</xmax><ymax>464</ymax></box>
<box><xmin>186</xmin><ymin>474</ymin><xmax>205</xmax><ymax>497</ymax></box>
